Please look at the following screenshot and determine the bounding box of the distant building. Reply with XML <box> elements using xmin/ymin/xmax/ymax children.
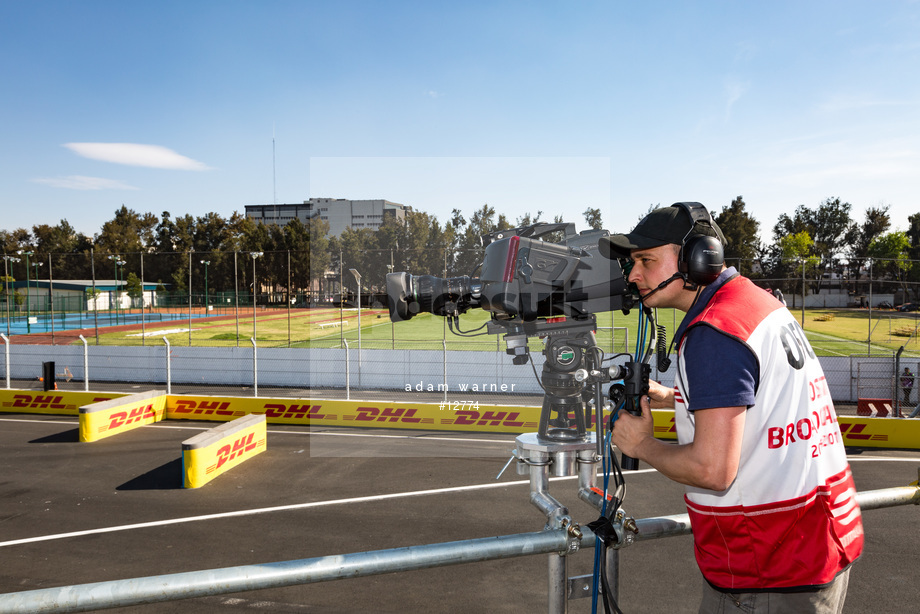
<box><xmin>6</xmin><ymin>280</ymin><xmax>162</xmax><ymax>312</ymax></box>
<box><xmin>244</xmin><ymin>198</ymin><xmax>412</xmax><ymax>236</ymax></box>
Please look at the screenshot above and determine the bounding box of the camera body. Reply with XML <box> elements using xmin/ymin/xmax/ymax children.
<box><xmin>386</xmin><ymin>222</ymin><xmax>635</xmax><ymax>323</ymax></box>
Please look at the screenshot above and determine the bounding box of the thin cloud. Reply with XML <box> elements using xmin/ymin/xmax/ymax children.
<box><xmin>817</xmin><ymin>95</ymin><xmax>913</xmax><ymax>113</ymax></box>
<box><xmin>724</xmin><ymin>79</ymin><xmax>750</xmax><ymax>120</ymax></box>
<box><xmin>63</xmin><ymin>142</ymin><xmax>211</xmax><ymax>170</ymax></box>
<box><xmin>31</xmin><ymin>175</ymin><xmax>140</xmax><ymax>191</ymax></box>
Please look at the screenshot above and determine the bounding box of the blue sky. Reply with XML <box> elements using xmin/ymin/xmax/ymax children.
<box><xmin>2</xmin><ymin>0</ymin><xmax>919</xmax><ymax>242</ymax></box>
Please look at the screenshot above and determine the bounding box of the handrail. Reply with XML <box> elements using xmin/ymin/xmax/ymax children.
<box><xmin>0</xmin><ymin>484</ymin><xmax>916</xmax><ymax>613</ymax></box>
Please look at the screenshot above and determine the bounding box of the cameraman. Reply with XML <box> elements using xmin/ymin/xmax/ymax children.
<box><xmin>599</xmin><ymin>203</ymin><xmax>863</xmax><ymax>614</ymax></box>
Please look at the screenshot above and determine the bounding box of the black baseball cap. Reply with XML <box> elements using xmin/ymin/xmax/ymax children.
<box><xmin>598</xmin><ymin>203</ymin><xmax>726</xmax><ymax>259</ymax></box>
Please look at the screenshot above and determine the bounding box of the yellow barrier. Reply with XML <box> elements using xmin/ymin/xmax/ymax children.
<box><xmin>79</xmin><ymin>390</ymin><xmax>167</xmax><ymax>442</ymax></box>
<box><xmin>166</xmin><ymin>395</ymin><xmax>541</xmax><ymax>432</ymax></box>
<box><xmin>0</xmin><ymin>389</ymin><xmax>125</xmax><ymax>416</ymax></box>
<box><xmin>181</xmin><ymin>414</ymin><xmax>267</xmax><ymax>489</ymax></box>
<box><xmin>3</xmin><ymin>388</ymin><xmax>917</xmax><ymax>450</ymax></box>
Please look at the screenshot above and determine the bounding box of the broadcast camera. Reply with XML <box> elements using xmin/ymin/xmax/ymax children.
<box><xmin>384</xmin><ymin>222</ymin><xmax>650</xmax><ymax>446</ymax></box>
<box><xmin>386</xmin><ymin>222</ymin><xmax>635</xmax><ymax>322</ymax></box>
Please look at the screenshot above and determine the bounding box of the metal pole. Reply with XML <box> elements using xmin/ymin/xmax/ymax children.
<box><xmin>1</xmin><ymin>332</ymin><xmax>9</xmax><ymax>389</ymax></box>
<box><xmin>140</xmin><ymin>253</ymin><xmax>146</xmax><ymax>345</ymax></box>
<box><xmin>252</xmin><ymin>253</ymin><xmax>261</xmax><ymax>342</ymax></box>
<box><xmin>48</xmin><ymin>254</ymin><xmax>54</xmax><ymax>344</ymax></box>
<box><xmin>2</xmin><ymin>257</ymin><xmax>7</xmax><ymax>337</ymax></box>
<box><xmin>91</xmin><ymin>250</ymin><xmax>99</xmax><ymax>344</ymax></box>
<box><xmin>2</xmin><ymin>484</ymin><xmax>916</xmax><ymax>614</ymax></box>
<box><xmin>79</xmin><ymin>335</ymin><xmax>88</xmax><ymax>392</ymax></box>
<box><xmin>251</xmin><ymin>337</ymin><xmax>258</xmax><ymax>398</ymax></box>
<box><xmin>163</xmin><ymin>337</ymin><xmax>171</xmax><ymax>395</ymax></box>
<box><xmin>896</xmin><ymin>346</ymin><xmax>904</xmax><ymax>417</ymax></box>
<box><xmin>23</xmin><ymin>251</ymin><xmax>31</xmax><ymax>333</ymax></box>
<box><xmin>868</xmin><ymin>259</ymin><xmax>874</xmax><ymax>355</ymax></box>
<box><xmin>548</xmin><ymin>553</ymin><xmax>567</xmax><ymax>614</ymax></box>
<box><xmin>3</xmin><ymin>256</ymin><xmax>20</xmax><ymax>337</ymax></box>
<box><xmin>0</xmin><ymin>530</ymin><xmax>573</xmax><ymax>614</ymax></box>
<box><xmin>344</xmin><ymin>339</ymin><xmax>350</xmax><ymax>400</ymax></box>
<box><xmin>188</xmin><ymin>252</ymin><xmax>193</xmax><ymax>347</ymax></box>
<box><xmin>234</xmin><ymin>251</ymin><xmax>240</xmax><ymax>347</ymax></box>
<box><xmin>801</xmin><ymin>258</ymin><xmax>805</xmax><ymax>327</ymax></box>
<box><xmin>287</xmin><ymin>251</ymin><xmax>291</xmax><ymax>348</ymax></box>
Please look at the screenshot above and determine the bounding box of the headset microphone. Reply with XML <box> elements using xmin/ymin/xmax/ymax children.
<box><xmin>639</xmin><ymin>272</ymin><xmax>684</xmax><ymax>302</ymax></box>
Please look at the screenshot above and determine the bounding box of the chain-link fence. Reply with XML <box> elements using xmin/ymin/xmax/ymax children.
<box><xmin>4</xmin><ymin>331</ymin><xmax>920</xmax><ymax>413</ymax></box>
<box><xmin>3</xmin><ymin>251</ymin><xmax>920</xmax><ymax>352</ymax></box>
<box><xmin>3</xmin><ymin>248</ymin><xmax>920</xmax><ymax>409</ymax></box>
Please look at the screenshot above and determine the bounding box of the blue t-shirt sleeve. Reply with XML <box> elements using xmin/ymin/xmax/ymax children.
<box><xmin>682</xmin><ymin>325</ymin><xmax>759</xmax><ymax>412</ymax></box>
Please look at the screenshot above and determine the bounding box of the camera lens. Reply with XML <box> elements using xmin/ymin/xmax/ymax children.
<box><xmin>386</xmin><ymin>272</ymin><xmax>477</xmax><ymax>322</ymax></box>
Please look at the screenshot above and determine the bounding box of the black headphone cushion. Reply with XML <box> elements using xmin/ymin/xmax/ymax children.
<box><xmin>680</xmin><ymin>235</ymin><xmax>724</xmax><ymax>285</ymax></box>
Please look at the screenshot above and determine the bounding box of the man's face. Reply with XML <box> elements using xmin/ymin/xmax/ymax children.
<box><xmin>627</xmin><ymin>243</ymin><xmax>687</xmax><ymax>309</ymax></box>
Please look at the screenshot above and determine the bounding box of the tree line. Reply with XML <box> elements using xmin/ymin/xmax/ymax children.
<box><xmin>1</xmin><ymin>197</ymin><xmax>918</xmax><ymax>302</ymax></box>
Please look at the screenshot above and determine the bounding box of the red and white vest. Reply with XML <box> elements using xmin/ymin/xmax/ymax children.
<box><xmin>675</xmin><ymin>275</ymin><xmax>863</xmax><ymax>591</ymax></box>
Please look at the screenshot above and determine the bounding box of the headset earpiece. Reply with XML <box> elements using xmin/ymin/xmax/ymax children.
<box><xmin>673</xmin><ymin>202</ymin><xmax>725</xmax><ymax>286</ymax></box>
<box><xmin>679</xmin><ymin>234</ymin><xmax>724</xmax><ymax>285</ymax></box>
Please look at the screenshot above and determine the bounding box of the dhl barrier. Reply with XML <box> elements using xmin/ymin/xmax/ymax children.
<box><xmin>167</xmin><ymin>395</ymin><xmax>543</xmax><ymax>432</ymax></box>
<box><xmin>182</xmin><ymin>414</ymin><xmax>267</xmax><ymax>488</ymax></box>
<box><xmin>0</xmin><ymin>389</ymin><xmax>124</xmax><ymax>416</ymax></box>
<box><xmin>2</xmin><ymin>389</ymin><xmax>918</xmax><ymax>450</ymax></box>
<box><xmin>78</xmin><ymin>390</ymin><xmax>167</xmax><ymax>442</ymax></box>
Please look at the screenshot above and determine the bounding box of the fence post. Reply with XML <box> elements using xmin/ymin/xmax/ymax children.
<box><xmin>79</xmin><ymin>335</ymin><xmax>89</xmax><ymax>392</ymax></box>
<box><xmin>443</xmin><ymin>339</ymin><xmax>448</xmax><ymax>404</ymax></box>
<box><xmin>895</xmin><ymin>346</ymin><xmax>904</xmax><ymax>417</ymax></box>
<box><xmin>251</xmin><ymin>337</ymin><xmax>258</xmax><ymax>398</ymax></box>
<box><xmin>163</xmin><ymin>337</ymin><xmax>171</xmax><ymax>395</ymax></box>
<box><xmin>344</xmin><ymin>339</ymin><xmax>350</xmax><ymax>400</ymax></box>
<box><xmin>1</xmin><ymin>333</ymin><xmax>9</xmax><ymax>389</ymax></box>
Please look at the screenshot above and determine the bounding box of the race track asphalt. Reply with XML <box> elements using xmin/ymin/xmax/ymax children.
<box><xmin>0</xmin><ymin>412</ymin><xmax>918</xmax><ymax>613</ymax></box>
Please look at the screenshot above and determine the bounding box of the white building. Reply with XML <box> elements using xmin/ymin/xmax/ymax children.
<box><xmin>245</xmin><ymin>198</ymin><xmax>412</xmax><ymax>236</ymax></box>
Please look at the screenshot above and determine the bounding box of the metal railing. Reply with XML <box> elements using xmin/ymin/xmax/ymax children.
<box><xmin>0</xmin><ymin>484</ymin><xmax>916</xmax><ymax>613</ymax></box>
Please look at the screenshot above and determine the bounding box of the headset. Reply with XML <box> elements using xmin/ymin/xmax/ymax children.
<box><xmin>674</xmin><ymin>202</ymin><xmax>725</xmax><ymax>287</ymax></box>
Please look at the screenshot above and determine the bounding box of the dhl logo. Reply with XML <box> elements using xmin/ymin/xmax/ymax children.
<box><xmin>654</xmin><ymin>415</ymin><xmax>677</xmax><ymax>434</ymax></box>
<box><xmin>262</xmin><ymin>403</ymin><xmax>331</xmax><ymax>420</ymax></box>
<box><xmin>173</xmin><ymin>399</ymin><xmax>242</xmax><ymax>417</ymax></box>
<box><xmin>839</xmin><ymin>422</ymin><xmax>889</xmax><ymax>442</ymax></box>
<box><xmin>3</xmin><ymin>394</ymin><xmax>108</xmax><ymax>410</ymax></box>
<box><xmin>350</xmin><ymin>407</ymin><xmax>432</xmax><ymax>424</ymax></box>
<box><xmin>103</xmin><ymin>404</ymin><xmax>158</xmax><ymax>432</ymax></box>
<box><xmin>213</xmin><ymin>432</ymin><xmax>263</xmax><ymax>470</ymax></box>
<box><xmin>443</xmin><ymin>410</ymin><xmax>534</xmax><ymax>428</ymax></box>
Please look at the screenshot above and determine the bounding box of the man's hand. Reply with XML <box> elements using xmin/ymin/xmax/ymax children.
<box><xmin>647</xmin><ymin>380</ymin><xmax>674</xmax><ymax>408</ymax></box>
<box><xmin>610</xmin><ymin>394</ymin><xmax>655</xmax><ymax>460</ymax></box>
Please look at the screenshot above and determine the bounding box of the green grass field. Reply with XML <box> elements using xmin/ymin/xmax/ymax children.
<box><xmin>77</xmin><ymin>305</ymin><xmax>920</xmax><ymax>358</ymax></box>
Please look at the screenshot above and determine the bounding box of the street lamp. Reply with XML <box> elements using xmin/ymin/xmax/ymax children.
<box><xmin>31</xmin><ymin>262</ymin><xmax>44</xmax><ymax>317</ymax></box>
<box><xmin>2</xmin><ymin>255</ymin><xmax>20</xmax><ymax>336</ymax></box>
<box><xmin>107</xmin><ymin>255</ymin><xmax>124</xmax><ymax>325</ymax></box>
<box><xmin>18</xmin><ymin>251</ymin><xmax>33</xmax><ymax>333</ymax></box>
<box><xmin>200</xmin><ymin>260</ymin><xmax>210</xmax><ymax>311</ymax></box>
<box><xmin>387</xmin><ymin>264</ymin><xmax>395</xmax><ymax>349</ymax></box>
<box><xmin>250</xmin><ymin>252</ymin><xmax>262</xmax><ymax>341</ymax></box>
<box><xmin>349</xmin><ymin>268</ymin><xmax>362</xmax><ymax>353</ymax></box>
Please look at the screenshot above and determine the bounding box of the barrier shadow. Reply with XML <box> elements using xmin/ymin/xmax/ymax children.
<box><xmin>29</xmin><ymin>428</ymin><xmax>80</xmax><ymax>444</ymax></box>
<box><xmin>117</xmin><ymin>458</ymin><xmax>183</xmax><ymax>491</ymax></box>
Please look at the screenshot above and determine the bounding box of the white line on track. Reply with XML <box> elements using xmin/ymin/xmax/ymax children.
<box><xmin>2</xmin><ymin>417</ymin><xmax>916</xmax><ymax>549</ymax></box>
<box><xmin>0</xmin><ymin>470</ymin><xmax>656</xmax><ymax>549</ymax></box>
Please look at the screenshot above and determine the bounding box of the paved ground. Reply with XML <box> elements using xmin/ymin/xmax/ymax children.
<box><xmin>0</xmin><ymin>412</ymin><xmax>918</xmax><ymax>613</ymax></box>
